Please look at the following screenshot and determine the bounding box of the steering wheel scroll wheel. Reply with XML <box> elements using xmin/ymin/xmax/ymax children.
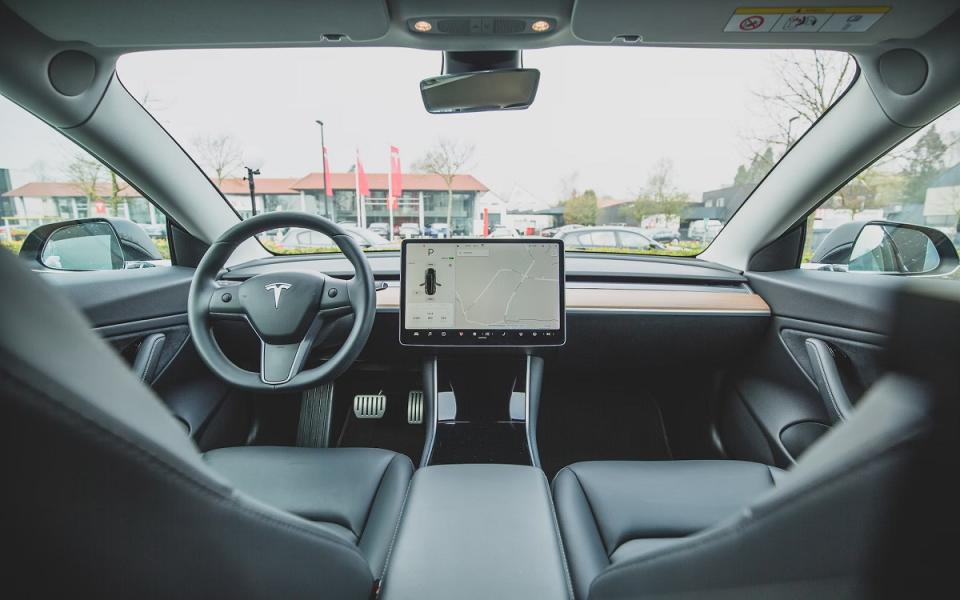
<box><xmin>188</xmin><ymin>212</ymin><xmax>377</xmax><ymax>392</ymax></box>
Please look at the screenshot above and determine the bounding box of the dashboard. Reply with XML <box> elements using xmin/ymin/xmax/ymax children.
<box><xmin>221</xmin><ymin>251</ymin><xmax>771</xmax><ymax>370</ymax></box>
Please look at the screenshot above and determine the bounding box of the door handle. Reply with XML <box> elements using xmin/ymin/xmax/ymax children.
<box><xmin>804</xmin><ymin>337</ymin><xmax>854</xmax><ymax>423</ymax></box>
<box><xmin>131</xmin><ymin>333</ymin><xmax>166</xmax><ymax>384</ymax></box>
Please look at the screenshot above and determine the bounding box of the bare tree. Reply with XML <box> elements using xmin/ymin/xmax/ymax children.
<box><xmin>413</xmin><ymin>138</ymin><xmax>476</xmax><ymax>228</ymax></box>
<box><xmin>64</xmin><ymin>154</ymin><xmax>103</xmax><ymax>203</ymax></box>
<box><xmin>747</xmin><ymin>51</ymin><xmax>854</xmax><ymax>158</ymax></box>
<box><xmin>632</xmin><ymin>158</ymin><xmax>690</xmax><ymax>222</ymax></box>
<box><xmin>191</xmin><ymin>133</ymin><xmax>243</xmax><ymax>186</ymax></box>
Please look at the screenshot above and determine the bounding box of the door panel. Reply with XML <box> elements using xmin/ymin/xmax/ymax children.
<box><xmin>720</xmin><ymin>270</ymin><xmax>899</xmax><ymax>466</ymax></box>
<box><xmin>45</xmin><ymin>266</ymin><xmax>245</xmax><ymax>447</ymax></box>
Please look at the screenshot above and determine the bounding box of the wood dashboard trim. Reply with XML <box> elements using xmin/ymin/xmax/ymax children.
<box><xmin>377</xmin><ymin>286</ymin><xmax>770</xmax><ymax>314</ymax></box>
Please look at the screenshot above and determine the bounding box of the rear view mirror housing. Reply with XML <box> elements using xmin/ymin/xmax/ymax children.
<box><xmin>421</xmin><ymin>68</ymin><xmax>540</xmax><ymax>114</ymax></box>
<box><xmin>421</xmin><ymin>50</ymin><xmax>540</xmax><ymax>114</ymax></box>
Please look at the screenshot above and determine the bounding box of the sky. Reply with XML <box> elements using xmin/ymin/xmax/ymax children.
<box><xmin>2</xmin><ymin>46</ymin><xmax>841</xmax><ymax>208</ymax></box>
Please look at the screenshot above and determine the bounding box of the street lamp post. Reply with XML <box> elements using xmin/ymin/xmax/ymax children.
<box><xmin>242</xmin><ymin>151</ymin><xmax>264</xmax><ymax>218</ymax></box>
<box><xmin>244</xmin><ymin>166</ymin><xmax>260</xmax><ymax>217</ymax></box>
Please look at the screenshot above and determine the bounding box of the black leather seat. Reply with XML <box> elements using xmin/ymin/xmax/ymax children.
<box><xmin>0</xmin><ymin>249</ymin><xmax>411</xmax><ymax>598</ymax></box>
<box><xmin>553</xmin><ymin>282</ymin><xmax>959</xmax><ymax>600</ymax></box>
<box><xmin>553</xmin><ymin>460</ymin><xmax>783</xmax><ymax>598</ymax></box>
<box><xmin>204</xmin><ymin>446</ymin><xmax>412</xmax><ymax>576</ymax></box>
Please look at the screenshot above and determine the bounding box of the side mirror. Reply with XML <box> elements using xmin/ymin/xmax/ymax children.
<box><xmin>846</xmin><ymin>221</ymin><xmax>958</xmax><ymax>275</ymax></box>
<box><xmin>19</xmin><ymin>218</ymin><xmax>163</xmax><ymax>271</ymax></box>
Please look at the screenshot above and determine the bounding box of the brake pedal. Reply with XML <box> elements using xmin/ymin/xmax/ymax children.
<box><xmin>407</xmin><ymin>391</ymin><xmax>424</xmax><ymax>424</ymax></box>
<box><xmin>353</xmin><ymin>393</ymin><xmax>386</xmax><ymax>419</ymax></box>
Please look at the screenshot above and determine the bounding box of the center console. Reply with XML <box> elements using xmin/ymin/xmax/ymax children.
<box><xmin>380</xmin><ymin>464</ymin><xmax>572</xmax><ymax>600</ymax></box>
<box><xmin>384</xmin><ymin>239</ymin><xmax>569</xmax><ymax>598</ymax></box>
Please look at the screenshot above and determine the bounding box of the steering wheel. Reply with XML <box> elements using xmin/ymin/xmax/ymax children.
<box><xmin>187</xmin><ymin>212</ymin><xmax>376</xmax><ymax>392</ymax></box>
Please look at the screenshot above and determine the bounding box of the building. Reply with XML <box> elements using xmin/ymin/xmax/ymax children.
<box><xmin>597</xmin><ymin>196</ymin><xmax>634</xmax><ymax>226</ymax></box>
<box><xmin>3</xmin><ymin>170</ymin><xmax>490</xmax><ymax>235</ymax></box>
<box><xmin>1</xmin><ymin>180</ymin><xmax>161</xmax><ymax>228</ymax></box>
<box><xmin>218</xmin><ymin>178</ymin><xmax>302</xmax><ymax>217</ymax></box>
<box><xmin>291</xmin><ymin>172</ymin><xmax>488</xmax><ymax>234</ymax></box>
<box><xmin>923</xmin><ymin>163</ymin><xmax>960</xmax><ymax>232</ymax></box>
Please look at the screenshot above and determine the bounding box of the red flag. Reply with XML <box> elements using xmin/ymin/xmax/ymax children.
<box><xmin>356</xmin><ymin>152</ymin><xmax>370</xmax><ymax>197</ymax></box>
<box><xmin>389</xmin><ymin>145</ymin><xmax>402</xmax><ymax>210</ymax></box>
<box><xmin>323</xmin><ymin>146</ymin><xmax>332</xmax><ymax>197</ymax></box>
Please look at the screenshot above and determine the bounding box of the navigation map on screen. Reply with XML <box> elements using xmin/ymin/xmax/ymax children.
<box><xmin>401</xmin><ymin>240</ymin><xmax>564</xmax><ymax>346</ymax></box>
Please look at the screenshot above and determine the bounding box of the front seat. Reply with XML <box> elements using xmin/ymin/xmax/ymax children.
<box><xmin>0</xmin><ymin>249</ymin><xmax>410</xmax><ymax>597</ymax></box>
<box><xmin>554</xmin><ymin>282</ymin><xmax>959</xmax><ymax>599</ymax></box>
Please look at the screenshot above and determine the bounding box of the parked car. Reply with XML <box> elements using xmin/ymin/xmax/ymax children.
<box><xmin>489</xmin><ymin>225</ymin><xmax>520</xmax><ymax>238</ymax></box>
<box><xmin>275</xmin><ymin>225</ymin><xmax>392</xmax><ymax>250</ymax></box>
<box><xmin>425</xmin><ymin>223</ymin><xmax>451</xmax><ymax>238</ymax></box>
<box><xmin>556</xmin><ymin>226</ymin><xmax>664</xmax><ymax>251</ymax></box>
<box><xmin>398</xmin><ymin>223</ymin><xmax>422</xmax><ymax>239</ymax></box>
<box><xmin>137</xmin><ymin>223</ymin><xmax>167</xmax><ymax>239</ymax></box>
<box><xmin>541</xmin><ymin>224</ymin><xmax>583</xmax><ymax>238</ymax></box>
<box><xmin>367</xmin><ymin>222</ymin><xmax>390</xmax><ymax>237</ymax></box>
<box><xmin>687</xmin><ymin>219</ymin><xmax>723</xmax><ymax>242</ymax></box>
<box><xmin>644</xmin><ymin>228</ymin><xmax>681</xmax><ymax>245</ymax></box>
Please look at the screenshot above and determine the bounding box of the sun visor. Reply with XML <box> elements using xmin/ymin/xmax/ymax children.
<box><xmin>571</xmin><ymin>0</ymin><xmax>960</xmax><ymax>46</ymax></box>
<box><xmin>3</xmin><ymin>0</ymin><xmax>391</xmax><ymax>47</ymax></box>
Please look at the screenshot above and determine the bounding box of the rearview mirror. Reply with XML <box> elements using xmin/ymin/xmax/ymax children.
<box><xmin>847</xmin><ymin>221</ymin><xmax>958</xmax><ymax>275</ymax></box>
<box><xmin>420</xmin><ymin>68</ymin><xmax>540</xmax><ymax>114</ymax></box>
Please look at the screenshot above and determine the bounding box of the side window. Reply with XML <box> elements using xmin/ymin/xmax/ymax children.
<box><xmin>0</xmin><ymin>95</ymin><xmax>170</xmax><ymax>269</ymax></box>
<box><xmin>618</xmin><ymin>231</ymin><xmax>652</xmax><ymax>250</ymax></box>
<box><xmin>590</xmin><ymin>231</ymin><xmax>617</xmax><ymax>248</ymax></box>
<box><xmin>802</xmin><ymin>104</ymin><xmax>960</xmax><ymax>278</ymax></box>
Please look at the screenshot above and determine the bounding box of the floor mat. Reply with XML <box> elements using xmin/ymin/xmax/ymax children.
<box><xmin>332</xmin><ymin>371</ymin><xmax>425</xmax><ymax>465</ymax></box>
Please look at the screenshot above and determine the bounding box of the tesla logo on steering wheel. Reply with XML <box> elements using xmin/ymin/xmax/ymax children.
<box><xmin>264</xmin><ymin>282</ymin><xmax>292</xmax><ymax>309</ymax></box>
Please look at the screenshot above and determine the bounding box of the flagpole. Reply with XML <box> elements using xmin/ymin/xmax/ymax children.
<box><xmin>354</xmin><ymin>151</ymin><xmax>362</xmax><ymax>228</ymax></box>
<box><xmin>388</xmin><ymin>151</ymin><xmax>394</xmax><ymax>241</ymax></box>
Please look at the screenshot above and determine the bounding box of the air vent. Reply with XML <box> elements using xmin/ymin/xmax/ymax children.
<box><xmin>409</xmin><ymin>17</ymin><xmax>555</xmax><ymax>36</ymax></box>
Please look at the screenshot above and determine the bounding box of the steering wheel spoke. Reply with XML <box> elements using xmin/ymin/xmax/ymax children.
<box><xmin>206</xmin><ymin>283</ymin><xmax>245</xmax><ymax>318</ymax></box>
<box><xmin>260</xmin><ymin>316</ymin><xmax>323</xmax><ymax>385</ymax></box>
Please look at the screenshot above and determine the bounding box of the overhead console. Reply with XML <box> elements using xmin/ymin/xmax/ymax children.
<box><xmin>400</xmin><ymin>239</ymin><xmax>565</xmax><ymax>347</ymax></box>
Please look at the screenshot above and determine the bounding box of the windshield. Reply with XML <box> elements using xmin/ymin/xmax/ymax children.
<box><xmin>113</xmin><ymin>47</ymin><xmax>853</xmax><ymax>256</ymax></box>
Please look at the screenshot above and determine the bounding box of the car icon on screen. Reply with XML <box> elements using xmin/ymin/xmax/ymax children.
<box><xmin>420</xmin><ymin>267</ymin><xmax>441</xmax><ymax>295</ymax></box>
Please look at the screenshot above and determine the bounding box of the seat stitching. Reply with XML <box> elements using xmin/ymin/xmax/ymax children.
<box><xmin>568</xmin><ymin>467</ymin><xmax>612</xmax><ymax>558</ymax></box>
<box><xmin>540</xmin><ymin>470</ymin><xmax>576</xmax><ymax>600</ymax></box>
<box><xmin>357</xmin><ymin>453</ymin><xmax>399</xmax><ymax>539</ymax></box>
<box><xmin>377</xmin><ymin>470</ymin><xmax>414</xmax><ymax>585</ymax></box>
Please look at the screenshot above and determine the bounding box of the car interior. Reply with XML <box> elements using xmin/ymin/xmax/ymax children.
<box><xmin>2</xmin><ymin>1</ymin><xmax>960</xmax><ymax>598</ymax></box>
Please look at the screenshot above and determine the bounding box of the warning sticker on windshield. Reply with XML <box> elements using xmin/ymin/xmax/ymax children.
<box><xmin>724</xmin><ymin>6</ymin><xmax>889</xmax><ymax>33</ymax></box>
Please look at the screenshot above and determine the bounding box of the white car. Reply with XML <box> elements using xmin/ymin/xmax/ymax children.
<box><xmin>275</xmin><ymin>225</ymin><xmax>391</xmax><ymax>250</ymax></box>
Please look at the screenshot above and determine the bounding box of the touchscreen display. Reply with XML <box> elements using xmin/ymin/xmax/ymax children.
<box><xmin>400</xmin><ymin>239</ymin><xmax>565</xmax><ymax>346</ymax></box>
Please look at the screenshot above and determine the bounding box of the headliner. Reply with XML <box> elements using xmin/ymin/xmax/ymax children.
<box><xmin>3</xmin><ymin>0</ymin><xmax>959</xmax><ymax>52</ymax></box>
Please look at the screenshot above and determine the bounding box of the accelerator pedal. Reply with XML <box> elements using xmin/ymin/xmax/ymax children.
<box><xmin>407</xmin><ymin>390</ymin><xmax>424</xmax><ymax>424</ymax></box>
<box><xmin>353</xmin><ymin>393</ymin><xmax>386</xmax><ymax>419</ymax></box>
